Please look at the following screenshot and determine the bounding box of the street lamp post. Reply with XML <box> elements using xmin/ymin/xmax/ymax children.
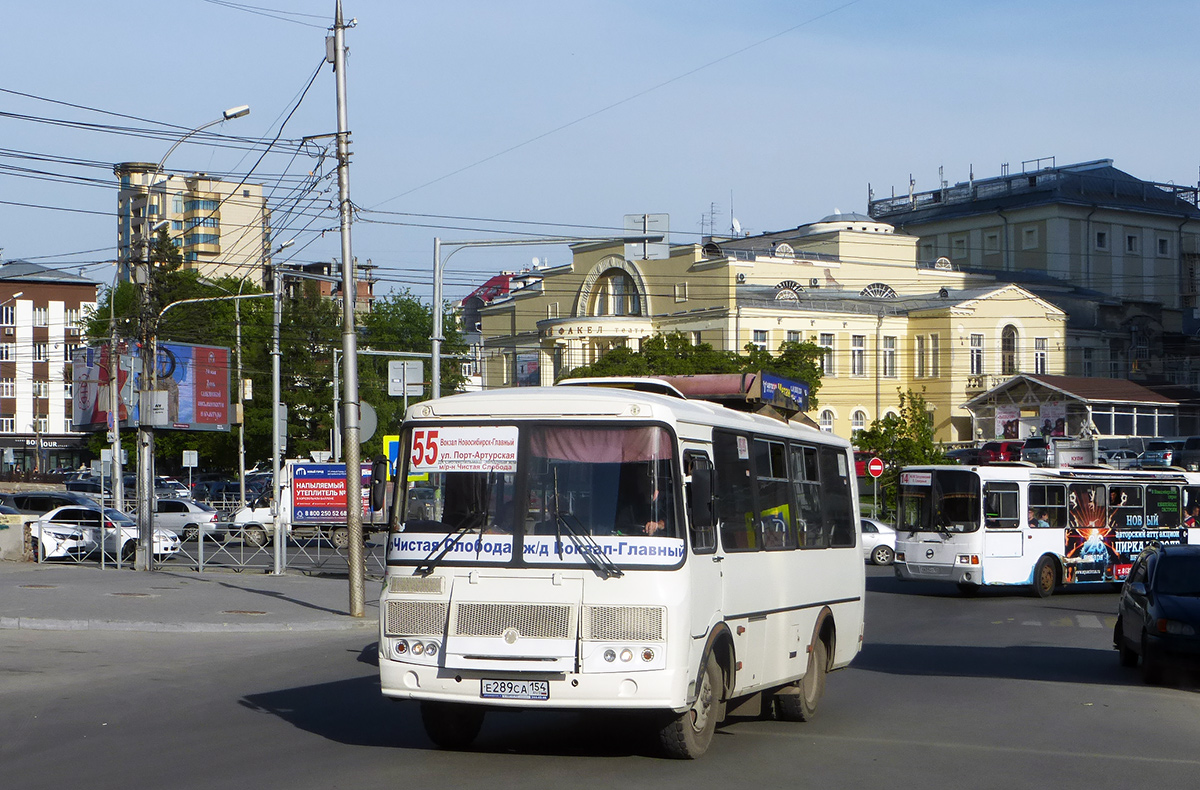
<box><xmin>136</xmin><ymin>104</ymin><xmax>250</xmax><ymax>571</ymax></box>
<box><xmin>431</xmin><ymin>234</ymin><xmax>664</xmax><ymax>398</ymax></box>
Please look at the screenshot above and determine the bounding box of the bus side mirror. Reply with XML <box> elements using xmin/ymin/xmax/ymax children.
<box><xmin>370</xmin><ymin>457</ymin><xmax>389</xmax><ymax>512</ymax></box>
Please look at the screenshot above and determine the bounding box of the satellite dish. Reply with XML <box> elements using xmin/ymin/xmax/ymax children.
<box><xmin>732</xmin><ymin>217</ymin><xmax>742</xmax><ymax>236</ymax></box>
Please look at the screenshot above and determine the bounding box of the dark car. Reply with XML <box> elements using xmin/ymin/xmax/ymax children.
<box><xmin>1172</xmin><ymin>436</ymin><xmax>1200</xmax><ymax>471</ymax></box>
<box><xmin>1021</xmin><ymin>436</ymin><xmax>1049</xmax><ymax>466</ymax></box>
<box><xmin>979</xmin><ymin>440</ymin><xmax>1024</xmax><ymax>463</ymax></box>
<box><xmin>7</xmin><ymin>490</ymin><xmax>100</xmax><ymax>515</ymax></box>
<box><xmin>1114</xmin><ymin>543</ymin><xmax>1200</xmax><ymax>684</ymax></box>
<box><xmin>944</xmin><ymin>446</ymin><xmax>982</xmax><ymax>465</ymax></box>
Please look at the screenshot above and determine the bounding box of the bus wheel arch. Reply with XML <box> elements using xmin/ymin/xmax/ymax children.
<box><xmin>776</xmin><ymin>608</ymin><xmax>834</xmax><ymax>722</ymax></box>
<box><xmin>700</xmin><ymin>623</ymin><xmax>735</xmax><ymax>705</ymax></box>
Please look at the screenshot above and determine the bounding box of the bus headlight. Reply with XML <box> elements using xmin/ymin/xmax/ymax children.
<box><xmin>641</xmin><ymin>648</ymin><xmax>655</xmax><ymax>662</ymax></box>
<box><xmin>394</xmin><ymin>639</ymin><xmax>409</xmax><ymax>656</ymax></box>
<box><xmin>619</xmin><ymin>648</ymin><xmax>634</xmax><ymax>663</ymax></box>
<box><xmin>412</xmin><ymin>642</ymin><xmax>425</xmax><ymax>656</ymax></box>
<box><xmin>603</xmin><ymin>649</ymin><xmax>617</xmax><ymax>663</ymax></box>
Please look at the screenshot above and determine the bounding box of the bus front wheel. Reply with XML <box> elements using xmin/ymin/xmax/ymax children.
<box><xmin>660</xmin><ymin>653</ymin><xmax>721</xmax><ymax>758</ymax></box>
<box><xmin>420</xmin><ymin>702</ymin><xmax>485</xmax><ymax>750</ymax></box>
<box><xmin>1031</xmin><ymin>556</ymin><xmax>1058</xmax><ymax>598</ymax></box>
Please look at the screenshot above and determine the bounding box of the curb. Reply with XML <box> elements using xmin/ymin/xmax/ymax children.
<box><xmin>0</xmin><ymin>616</ymin><xmax>376</xmax><ymax>633</ymax></box>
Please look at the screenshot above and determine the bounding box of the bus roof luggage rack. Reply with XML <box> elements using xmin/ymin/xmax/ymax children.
<box><xmin>559</xmin><ymin>372</ymin><xmax>813</xmax><ymax>425</ymax></box>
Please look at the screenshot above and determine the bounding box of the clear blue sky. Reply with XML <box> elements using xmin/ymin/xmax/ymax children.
<box><xmin>3</xmin><ymin>0</ymin><xmax>1199</xmax><ymax>302</ymax></box>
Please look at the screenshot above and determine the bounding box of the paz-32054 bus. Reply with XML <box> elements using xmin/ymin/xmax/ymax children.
<box><xmin>894</xmin><ymin>464</ymin><xmax>1200</xmax><ymax>597</ymax></box>
<box><xmin>378</xmin><ymin>381</ymin><xmax>865</xmax><ymax>758</ymax></box>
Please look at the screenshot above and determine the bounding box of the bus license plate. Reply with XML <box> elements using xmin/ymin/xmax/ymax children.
<box><xmin>481</xmin><ymin>679</ymin><xmax>549</xmax><ymax>701</ymax></box>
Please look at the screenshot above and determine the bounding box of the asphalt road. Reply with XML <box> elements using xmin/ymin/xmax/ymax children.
<box><xmin>2</xmin><ymin>566</ymin><xmax>1198</xmax><ymax>790</ymax></box>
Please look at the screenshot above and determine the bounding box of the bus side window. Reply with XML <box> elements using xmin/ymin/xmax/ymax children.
<box><xmin>755</xmin><ymin>439</ymin><xmax>797</xmax><ymax>550</ymax></box>
<box><xmin>983</xmin><ymin>483</ymin><xmax>1020</xmax><ymax>529</ymax></box>
<box><xmin>713</xmin><ymin>431</ymin><xmax>758</xmax><ymax>552</ymax></box>
<box><xmin>1029</xmin><ymin>484</ymin><xmax>1067</xmax><ymax>528</ymax></box>
<box><xmin>790</xmin><ymin>444</ymin><xmax>823</xmax><ymax>548</ymax></box>
<box><xmin>684</xmin><ymin>451</ymin><xmax>716</xmax><ymax>553</ymax></box>
<box><xmin>820</xmin><ymin>446</ymin><xmax>855</xmax><ymax>547</ymax></box>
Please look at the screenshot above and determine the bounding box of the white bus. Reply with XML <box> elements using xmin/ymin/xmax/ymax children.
<box><xmin>378</xmin><ymin>381</ymin><xmax>865</xmax><ymax>758</ymax></box>
<box><xmin>894</xmin><ymin>464</ymin><xmax>1200</xmax><ymax>597</ymax></box>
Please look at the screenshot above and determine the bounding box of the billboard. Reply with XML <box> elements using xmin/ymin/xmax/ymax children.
<box><xmin>72</xmin><ymin>342</ymin><xmax>230</xmax><ymax>433</ymax></box>
<box><xmin>291</xmin><ymin>463</ymin><xmax>372</xmax><ymax>524</ymax></box>
<box><xmin>73</xmin><ymin>343</ymin><xmax>139</xmax><ymax>432</ymax></box>
<box><xmin>156</xmin><ymin>343</ymin><xmax>231</xmax><ymax>431</ymax></box>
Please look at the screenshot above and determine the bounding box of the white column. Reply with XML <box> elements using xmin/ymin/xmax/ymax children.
<box><xmin>48</xmin><ymin>302</ymin><xmax>65</xmax><ymax>433</ymax></box>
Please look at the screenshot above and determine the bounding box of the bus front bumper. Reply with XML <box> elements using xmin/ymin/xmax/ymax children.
<box><xmin>379</xmin><ymin>657</ymin><xmax>688</xmax><ymax>712</ymax></box>
<box><xmin>894</xmin><ymin>560</ymin><xmax>980</xmax><ymax>585</ymax></box>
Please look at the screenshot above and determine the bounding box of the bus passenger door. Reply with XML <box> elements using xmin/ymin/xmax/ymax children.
<box><xmin>684</xmin><ymin>449</ymin><xmax>723</xmax><ymax>641</ymax></box>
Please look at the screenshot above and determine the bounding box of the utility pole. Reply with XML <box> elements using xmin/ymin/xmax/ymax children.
<box><xmin>332</xmin><ymin>0</ymin><xmax>365</xmax><ymax>616</ymax></box>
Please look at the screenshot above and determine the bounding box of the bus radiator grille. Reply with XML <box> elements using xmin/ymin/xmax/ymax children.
<box><xmin>453</xmin><ymin>603</ymin><xmax>572</xmax><ymax>639</ymax></box>
<box><xmin>385</xmin><ymin>601</ymin><xmax>449</xmax><ymax>636</ymax></box>
<box><xmin>583</xmin><ymin>605</ymin><xmax>665</xmax><ymax>642</ymax></box>
<box><xmin>388</xmin><ymin>575</ymin><xmax>446</xmax><ymax>595</ymax></box>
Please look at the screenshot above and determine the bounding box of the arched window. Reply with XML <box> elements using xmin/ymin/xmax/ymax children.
<box><xmin>860</xmin><ymin>282</ymin><xmax>898</xmax><ymax>299</ymax></box>
<box><xmin>1001</xmin><ymin>325</ymin><xmax>1019</xmax><ymax>375</ymax></box>
<box><xmin>851</xmin><ymin>410</ymin><xmax>867</xmax><ymax>432</ymax></box>
<box><xmin>589</xmin><ymin>269</ymin><xmax>642</xmax><ymax>317</ymax></box>
<box><xmin>820</xmin><ymin>410</ymin><xmax>834</xmax><ymax>433</ymax></box>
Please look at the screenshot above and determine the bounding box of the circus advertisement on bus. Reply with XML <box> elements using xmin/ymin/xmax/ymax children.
<box><xmin>1064</xmin><ymin>483</ymin><xmax>1187</xmax><ymax>582</ymax></box>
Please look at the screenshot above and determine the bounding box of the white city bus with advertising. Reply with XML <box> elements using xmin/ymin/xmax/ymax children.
<box><xmin>894</xmin><ymin>464</ymin><xmax>1200</xmax><ymax>597</ymax></box>
<box><xmin>378</xmin><ymin>381</ymin><xmax>865</xmax><ymax>758</ymax></box>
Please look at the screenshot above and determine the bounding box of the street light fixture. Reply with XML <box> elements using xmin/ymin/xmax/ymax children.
<box><xmin>430</xmin><ymin>234</ymin><xmax>665</xmax><ymax>398</ymax></box>
<box><xmin>135</xmin><ymin>105</ymin><xmax>250</xmax><ymax>571</ymax></box>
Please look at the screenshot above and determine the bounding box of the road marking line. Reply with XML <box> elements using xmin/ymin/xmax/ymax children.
<box><xmin>1021</xmin><ymin>620</ymin><xmax>1041</xmax><ymax>626</ymax></box>
<box><xmin>1076</xmin><ymin>615</ymin><xmax>1103</xmax><ymax>628</ymax></box>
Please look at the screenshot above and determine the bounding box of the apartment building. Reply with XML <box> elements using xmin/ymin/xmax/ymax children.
<box><xmin>115</xmin><ymin>162</ymin><xmax>271</xmax><ymax>284</ymax></box>
<box><xmin>0</xmin><ymin>262</ymin><xmax>98</xmax><ymax>472</ymax></box>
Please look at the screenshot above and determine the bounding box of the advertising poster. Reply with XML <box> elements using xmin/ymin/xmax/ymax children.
<box><xmin>72</xmin><ymin>343</ymin><xmax>139</xmax><ymax>431</ymax></box>
<box><xmin>1063</xmin><ymin>483</ymin><xmax>1114</xmax><ymax>583</ymax></box>
<box><xmin>995</xmin><ymin>405</ymin><xmax>1021</xmax><ymax>439</ymax></box>
<box><xmin>157</xmin><ymin>343</ymin><xmax>231</xmax><ymax>431</ymax></box>
<box><xmin>1039</xmin><ymin>401</ymin><xmax>1067</xmax><ymax>437</ymax></box>
<box><xmin>516</xmin><ymin>353</ymin><xmax>540</xmax><ymax>387</ymax></box>
<box><xmin>291</xmin><ymin>463</ymin><xmax>372</xmax><ymax>524</ymax></box>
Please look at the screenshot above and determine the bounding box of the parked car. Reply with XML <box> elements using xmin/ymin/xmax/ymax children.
<box><xmin>1115</xmin><ymin>543</ymin><xmax>1200</xmax><ymax>684</ymax></box>
<box><xmin>979</xmin><ymin>440</ymin><xmax>1024</xmax><ymax>463</ymax></box>
<box><xmin>943</xmin><ymin>446</ymin><xmax>982</xmax><ymax>465</ymax></box>
<box><xmin>1021</xmin><ymin>436</ymin><xmax>1049</xmax><ymax>466</ymax></box>
<box><xmin>860</xmin><ymin>517</ymin><xmax>896</xmax><ymax>565</ymax></box>
<box><xmin>1141</xmin><ymin>440</ymin><xmax>1184</xmax><ymax>468</ymax></box>
<box><xmin>1099</xmin><ymin>448</ymin><xmax>1141</xmax><ymax>469</ymax></box>
<box><xmin>27</xmin><ymin>511</ymin><xmax>94</xmax><ymax>560</ymax></box>
<box><xmin>1172</xmin><ymin>436</ymin><xmax>1200</xmax><ymax>471</ymax></box>
<box><xmin>37</xmin><ymin>505</ymin><xmax>181</xmax><ymax>561</ymax></box>
<box><xmin>7</xmin><ymin>490</ymin><xmax>100</xmax><ymax>515</ymax></box>
<box><xmin>154</xmin><ymin>498</ymin><xmax>222</xmax><ymax>542</ymax></box>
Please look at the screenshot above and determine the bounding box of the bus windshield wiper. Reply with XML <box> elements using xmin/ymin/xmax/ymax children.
<box><xmin>551</xmin><ymin>468</ymin><xmax>623</xmax><ymax>579</ymax></box>
<box><xmin>553</xmin><ymin>512</ymin><xmax>624</xmax><ymax>579</ymax></box>
<box><xmin>415</xmin><ymin>514</ymin><xmax>484</xmax><ymax>577</ymax></box>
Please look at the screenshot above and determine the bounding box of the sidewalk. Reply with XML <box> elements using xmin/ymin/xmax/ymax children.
<box><xmin>0</xmin><ymin>559</ymin><xmax>379</xmax><ymax>633</ymax></box>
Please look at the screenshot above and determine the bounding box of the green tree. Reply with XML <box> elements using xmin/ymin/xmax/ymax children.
<box><xmin>559</xmin><ymin>332</ymin><xmax>823</xmax><ymax>405</ymax></box>
<box><xmin>852</xmin><ymin>388</ymin><xmax>946</xmax><ymax>514</ymax></box>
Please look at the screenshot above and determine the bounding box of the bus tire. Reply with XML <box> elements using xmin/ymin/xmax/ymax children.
<box><xmin>778</xmin><ymin>640</ymin><xmax>827</xmax><ymax>722</ymax></box>
<box><xmin>1031</xmin><ymin>556</ymin><xmax>1057</xmax><ymax>598</ymax></box>
<box><xmin>420</xmin><ymin>702</ymin><xmax>485</xmax><ymax>750</ymax></box>
<box><xmin>660</xmin><ymin>653</ymin><xmax>721</xmax><ymax>758</ymax></box>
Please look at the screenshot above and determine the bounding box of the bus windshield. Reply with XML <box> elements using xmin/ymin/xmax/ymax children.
<box><xmin>899</xmin><ymin>469</ymin><xmax>981</xmax><ymax>534</ymax></box>
<box><xmin>392</xmin><ymin>423</ymin><xmax>684</xmax><ymax>569</ymax></box>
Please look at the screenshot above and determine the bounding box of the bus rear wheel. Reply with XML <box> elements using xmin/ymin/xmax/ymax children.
<box><xmin>420</xmin><ymin>702</ymin><xmax>485</xmax><ymax>750</ymax></box>
<box><xmin>777</xmin><ymin>640</ymin><xmax>826</xmax><ymax>722</ymax></box>
<box><xmin>1031</xmin><ymin>556</ymin><xmax>1058</xmax><ymax>598</ymax></box>
<box><xmin>660</xmin><ymin>653</ymin><xmax>721</xmax><ymax>758</ymax></box>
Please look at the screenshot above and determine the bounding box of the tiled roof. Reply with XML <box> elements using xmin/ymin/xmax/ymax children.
<box><xmin>1019</xmin><ymin>374</ymin><xmax>1176</xmax><ymax>405</ymax></box>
